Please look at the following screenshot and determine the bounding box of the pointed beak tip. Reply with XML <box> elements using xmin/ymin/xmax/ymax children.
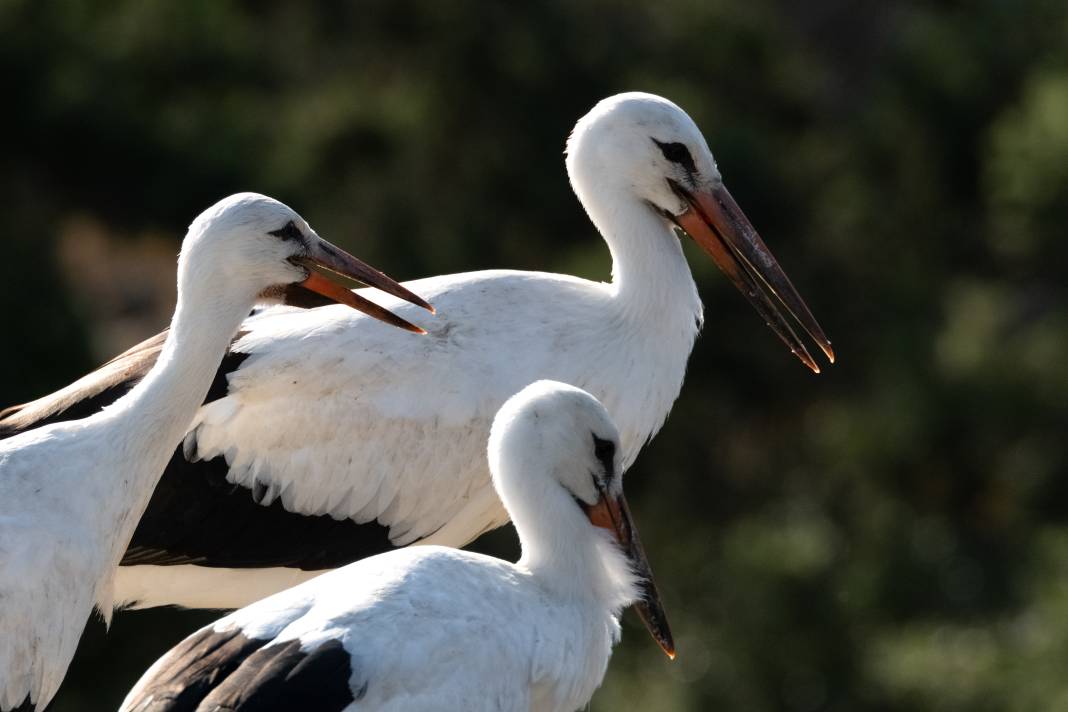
<box><xmin>406</xmin><ymin>294</ymin><xmax>435</xmax><ymax>314</ymax></box>
<box><xmin>795</xmin><ymin>351</ymin><xmax>820</xmax><ymax>374</ymax></box>
<box><xmin>655</xmin><ymin>635</ymin><xmax>677</xmax><ymax>660</ymax></box>
<box><xmin>680</xmin><ymin>184</ymin><xmax>834</xmax><ymax>374</ymax></box>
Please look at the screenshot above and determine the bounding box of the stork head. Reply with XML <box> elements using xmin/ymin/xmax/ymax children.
<box><xmin>566</xmin><ymin>92</ymin><xmax>834</xmax><ymax>372</ymax></box>
<box><xmin>181</xmin><ymin>193</ymin><xmax>433</xmax><ymax>332</ymax></box>
<box><xmin>489</xmin><ymin>380</ymin><xmax>675</xmax><ymax>660</ymax></box>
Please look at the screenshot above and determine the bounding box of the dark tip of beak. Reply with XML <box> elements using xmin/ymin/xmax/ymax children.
<box><xmin>666</xmin><ymin>178</ymin><xmax>834</xmax><ymax>372</ymax></box>
<box><xmin>584</xmin><ymin>490</ymin><xmax>675</xmax><ymax>660</ymax></box>
<box><xmin>635</xmin><ymin>596</ymin><xmax>677</xmax><ymax>660</ymax></box>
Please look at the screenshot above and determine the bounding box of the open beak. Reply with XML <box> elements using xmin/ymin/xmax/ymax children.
<box><xmin>288</xmin><ymin>235</ymin><xmax>435</xmax><ymax>335</ymax></box>
<box><xmin>668</xmin><ymin>179</ymin><xmax>834</xmax><ymax>373</ymax></box>
<box><xmin>583</xmin><ymin>488</ymin><xmax>675</xmax><ymax>660</ymax></box>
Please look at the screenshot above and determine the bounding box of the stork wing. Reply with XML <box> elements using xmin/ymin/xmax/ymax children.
<box><xmin>121</xmin><ymin>628</ymin><xmax>355</xmax><ymax>712</ymax></box>
<box><xmin>160</xmin><ymin>293</ymin><xmax>513</xmax><ymax>551</ymax></box>
<box><xmin>120</xmin><ymin>449</ymin><xmax>400</xmax><ymax>571</ymax></box>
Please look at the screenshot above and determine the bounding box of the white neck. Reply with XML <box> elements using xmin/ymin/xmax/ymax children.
<box><xmin>91</xmin><ymin>268</ymin><xmax>256</xmax><ymax>594</ymax></box>
<box><xmin>504</xmin><ymin>461</ymin><xmax>637</xmax><ymax>613</ymax></box>
<box><xmin>111</xmin><ymin>287</ymin><xmax>249</xmax><ymax>451</ymax></box>
<box><xmin>572</xmin><ymin>169</ymin><xmax>702</xmax><ymax>327</ymax></box>
<box><xmin>567</xmin><ymin>174</ymin><xmax>704</xmax><ymax>467</ymax></box>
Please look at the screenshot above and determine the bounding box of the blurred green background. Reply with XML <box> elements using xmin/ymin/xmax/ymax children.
<box><xmin>2</xmin><ymin>0</ymin><xmax>1066</xmax><ymax>709</ymax></box>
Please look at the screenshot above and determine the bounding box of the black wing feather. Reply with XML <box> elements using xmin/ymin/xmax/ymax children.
<box><xmin>122</xmin><ymin>451</ymin><xmax>400</xmax><ymax>571</ymax></box>
<box><xmin>123</xmin><ymin>627</ymin><xmax>355</xmax><ymax>712</ymax></box>
<box><xmin>122</xmin><ymin>627</ymin><xmax>265</xmax><ymax>712</ymax></box>
<box><xmin>199</xmin><ymin>639</ymin><xmax>355</xmax><ymax>711</ymax></box>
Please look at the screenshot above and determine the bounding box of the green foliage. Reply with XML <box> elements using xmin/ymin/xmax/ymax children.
<box><xmin>1</xmin><ymin>1</ymin><xmax>1065</xmax><ymax>710</ymax></box>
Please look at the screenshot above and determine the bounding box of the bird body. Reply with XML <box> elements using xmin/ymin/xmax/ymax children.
<box><xmin>114</xmin><ymin>253</ymin><xmax>700</xmax><ymax>609</ymax></box>
<box><xmin>0</xmin><ymin>193</ymin><xmax>429</xmax><ymax>711</ymax></box>
<box><xmin>121</xmin><ymin>382</ymin><xmax>673</xmax><ymax>712</ymax></box>
<box><xmin>126</xmin><ymin>548</ymin><xmax>621</xmax><ymax>712</ymax></box>
<box><xmin>2</xmin><ymin>92</ymin><xmax>832</xmax><ymax>613</ymax></box>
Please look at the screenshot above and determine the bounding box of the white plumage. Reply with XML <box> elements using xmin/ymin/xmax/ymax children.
<box><xmin>121</xmin><ymin>381</ymin><xmax>673</xmax><ymax>712</ymax></box>
<box><xmin>185</xmin><ymin>266</ymin><xmax>687</xmax><ymax>545</ymax></box>
<box><xmin>2</xmin><ymin>92</ymin><xmax>832</xmax><ymax>612</ymax></box>
<box><xmin>0</xmin><ymin>193</ymin><xmax>428</xmax><ymax>711</ymax></box>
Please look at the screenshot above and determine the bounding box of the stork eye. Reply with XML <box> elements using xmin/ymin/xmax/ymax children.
<box><xmin>592</xmin><ymin>434</ymin><xmax>616</xmax><ymax>476</ymax></box>
<box><xmin>268</xmin><ymin>221</ymin><xmax>303</xmax><ymax>242</ymax></box>
<box><xmin>652</xmin><ymin>139</ymin><xmax>697</xmax><ymax>175</ymax></box>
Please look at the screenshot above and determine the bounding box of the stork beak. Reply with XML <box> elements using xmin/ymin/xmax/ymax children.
<box><xmin>583</xmin><ymin>489</ymin><xmax>675</xmax><ymax>660</ymax></box>
<box><xmin>288</xmin><ymin>235</ymin><xmax>435</xmax><ymax>334</ymax></box>
<box><xmin>668</xmin><ymin>179</ymin><xmax>834</xmax><ymax>373</ymax></box>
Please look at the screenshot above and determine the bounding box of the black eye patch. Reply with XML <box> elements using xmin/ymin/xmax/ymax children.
<box><xmin>592</xmin><ymin>433</ymin><xmax>616</xmax><ymax>477</ymax></box>
<box><xmin>652</xmin><ymin>139</ymin><xmax>697</xmax><ymax>175</ymax></box>
<box><xmin>268</xmin><ymin>221</ymin><xmax>303</xmax><ymax>242</ymax></box>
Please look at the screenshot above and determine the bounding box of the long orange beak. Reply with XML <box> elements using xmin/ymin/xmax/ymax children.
<box><xmin>669</xmin><ymin>179</ymin><xmax>834</xmax><ymax>372</ymax></box>
<box><xmin>583</xmin><ymin>489</ymin><xmax>675</xmax><ymax>660</ymax></box>
<box><xmin>288</xmin><ymin>235</ymin><xmax>434</xmax><ymax>334</ymax></box>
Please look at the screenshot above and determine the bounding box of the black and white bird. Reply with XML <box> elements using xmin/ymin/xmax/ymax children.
<box><xmin>0</xmin><ymin>92</ymin><xmax>833</xmax><ymax>611</ymax></box>
<box><xmin>120</xmin><ymin>380</ymin><xmax>673</xmax><ymax>712</ymax></box>
<box><xmin>0</xmin><ymin>193</ymin><xmax>431</xmax><ymax>712</ymax></box>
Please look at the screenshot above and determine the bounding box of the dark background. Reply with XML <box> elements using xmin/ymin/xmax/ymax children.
<box><xmin>2</xmin><ymin>1</ymin><xmax>1067</xmax><ymax>710</ymax></box>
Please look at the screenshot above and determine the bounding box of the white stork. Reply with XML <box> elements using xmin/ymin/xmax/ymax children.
<box><xmin>120</xmin><ymin>381</ymin><xmax>672</xmax><ymax>712</ymax></box>
<box><xmin>0</xmin><ymin>92</ymin><xmax>833</xmax><ymax>611</ymax></box>
<box><xmin>0</xmin><ymin>193</ymin><xmax>430</xmax><ymax>712</ymax></box>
